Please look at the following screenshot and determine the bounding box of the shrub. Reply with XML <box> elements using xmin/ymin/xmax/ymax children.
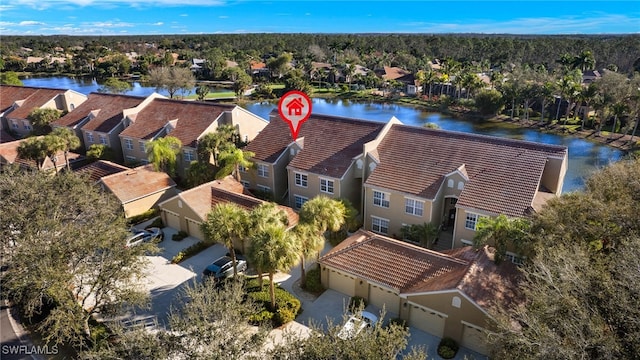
<box><xmin>302</xmin><ymin>266</ymin><xmax>325</xmax><ymax>294</ymax></box>
<box><xmin>437</xmin><ymin>337</ymin><xmax>459</xmax><ymax>359</ymax></box>
<box><xmin>475</xmin><ymin>89</ymin><xmax>505</xmax><ymax>115</ymax></box>
<box><xmin>388</xmin><ymin>317</ymin><xmax>407</xmax><ymax>329</ymax></box>
<box><xmin>275</xmin><ymin>308</ymin><xmax>296</xmax><ymax>325</ymax></box>
<box><xmin>172</xmin><ymin>231</ymin><xmax>189</xmax><ymax>241</ymax></box>
<box><xmin>249</xmin><ymin>309</ymin><xmax>274</xmax><ymax>324</ymax></box>
<box><xmin>349</xmin><ymin>296</ymin><xmax>367</xmax><ymax>313</ymax></box>
<box><xmin>147</xmin><ymin>217</ymin><xmax>164</xmax><ymax>229</ymax></box>
<box><xmin>126</xmin><ymin>209</ymin><xmax>159</xmax><ymax>226</ymax></box>
<box><xmin>170</xmin><ymin>241</ymin><xmax>209</xmax><ymax>263</ymax></box>
<box><xmin>244</xmin><ymin>279</ymin><xmax>302</xmax><ymax>327</ymax></box>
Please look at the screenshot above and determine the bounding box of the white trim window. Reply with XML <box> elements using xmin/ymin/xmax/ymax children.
<box><xmin>294</xmin><ymin>195</ymin><xmax>308</xmax><ymax>209</ymax></box>
<box><xmin>139</xmin><ymin>141</ymin><xmax>145</xmax><ymax>152</ymax></box>
<box><xmin>465</xmin><ymin>213</ymin><xmax>480</xmax><ymax>230</ymax></box>
<box><xmin>87</xmin><ymin>132</ymin><xmax>95</xmax><ymax>144</ymax></box>
<box><xmin>405</xmin><ymin>198</ymin><xmax>424</xmax><ymax>216</ymax></box>
<box><xmin>124</xmin><ymin>138</ymin><xmax>133</xmax><ymax>150</ymax></box>
<box><xmin>11</xmin><ymin>121</ymin><xmax>18</xmax><ymax>129</ymax></box>
<box><xmin>240</xmin><ymin>180</ymin><xmax>250</xmax><ymax>188</ymax></box>
<box><xmin>373</xmin><ymin>190</ymin><xmax>390</xmax><ymax>208</ymax></box>
<box><xmin>320</xmin><ymin>178</ymin><xmax>334</xmax><ymax>194</ymax></box>
<box><xmin>99</xmin><ymin>135</ymin><xmax>107</xmax><ymax>145</ymax></box>
<box><xmin>23</xmin><ymin>121</ymin><xmax>32</xmax><ymax>130</ymax></box>
<box><xmin>371</xmin><ymin>216</ymin><xmax>389</xmax><ymax>235</ymax></box>
<box><xmin>505</xmin><ymin>252</ymin><xmax>525</xmax><ymax>266</ymax></box>
<box><xmin>294</xmin><ymin>172</ymin><xmax>308</xmax><ymax>187</ymax></box>
<box><xmin>183</xmin><ymin>149</ymin><xmax>195</xmax><ymax>162</ymax></box>
<box><xmin>257</xmin><ymin>184</ymin><xmax>271</xmax><ymax>192</ymax></box>
<box><xmin>125</xmin><ymin>155</ymin><xmax>136</xmax><ymax>163</ymax></box>
<box><xmin>239</xmin><ymin>165</ymin><xmax>247</xmax><ymax>172</ymax></box>
<box><xmin>257</xmin><ymin>164</ymin><xmax>269</xmax><ymax>178</ymax></box>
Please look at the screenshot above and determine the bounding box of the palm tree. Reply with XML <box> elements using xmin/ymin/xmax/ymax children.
<box><xmin>473</xmin><ymin>214</ymin><xmax>531</xmax><ymax>264</ymax></box>
<box><xmin>51</xmin><ymin>127</ymin><xmax>81</xmax><ymax>171</ymax></box>
<box><xmin>609</xmin><ymin>102</ymin><xmax>628</xmax><ymax>140</ymax></box>
<box><xmin>248</xmin><ymin>224</ymin><xmax>300</xmax><ymax>309</ymax></box>
<box><xmin>579</xmin><ymin>84</ymin><xmax>598</xmax><ymax>130</ymax></box>
<box><xmin>17</xmin><ymin>137</ymin><xmax>47</xmax><ymax>169</ymax></box>
<box><xmin>247</xmin><ymin>202</ymin><xmax>289</xmax><ymax>287</ymax></box>
<box><xmin>299</xmin><ymin>196</ymin><xmax>346</xmax><ymax>240</ymax></box>
<box><xmin>197</xmin><ymin>125</ymin><xmax>237</xmax><ymax>166</ymax></box>
<box><xmin>200</xmin><ymin>203</ymin><xmax>250</xmax><ymax>278</ymax></box>
<box><xmin>292</xmin><ymin>223</ymin><xmax>324</xmax><ymax>288</ymax></box>
<box><xmin>536</xmin><ymin>81</ymin><xmax>555</xmax><ymax>124</ymax></box>
<box><xmin>215</xmin><ymin>147</ymin><xmax>255</xmax><ymax>182</ymax></box>
<box><xmin>400</xmin><ymin>222</ymin><xmax>439</xmax><ymax>248</ymax></box>
<box><xmin>572</xmin><ymin>50</ymin><xmax>596</xmax><ymax>72</ymax></box>
<box><xmin>145</xmin><ymin>136</ymin><xmax>182</xmax><ymax>176</ymax></box>
<box><xmin>42</xmin><ymin>134</ymin><xmax>66</xmax><ymax>173</ymax></box>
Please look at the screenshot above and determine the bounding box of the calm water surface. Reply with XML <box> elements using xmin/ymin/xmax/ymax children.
<box><xmin>21</xmin><ymin>77</ymin><xmax>624</xmax><ymax>193</ymax></box>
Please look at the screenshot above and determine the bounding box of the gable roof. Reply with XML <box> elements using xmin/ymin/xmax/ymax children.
<box><xmin>119</xmin><ymin>98</ymin><xmax>235</xmax><ymax>147</ymax></box>
<box><xmin>245</xmin><ymin>111</ymin><xmax>385</xmax><ymax>178</ymax></box>
<box><xmin>0</xmin><ymin>138</ymin><xmax>83</xmax><ymax>171</ymax></box>
<box><xmin>0</xmin><ymin>130</ymin><xmax>17</xmax><ymax>143</ymax></box>
<box><xmin>210</xmin><ymin>187</ymin><xmax>299</xmax><ymax>228</ymax></box>
<box><xmin>55</xmin><ymin>92</ymin><xmax>146</xmax><ymax>131</ymax></box>
<box><xmin>75</xmin><ymin>160</ymin><xmax>129</xmax><ymax>182</ymax></box>
<box><xmin>0</xmin><ymin>85</ymin><xmax>65</xmax><ymax>118</ymax></box>
<box><xmin>377</xmin><ymin>66</ymin><xmax>412</xmax><ymax>81</ymax></box>
<box><xmin>365</xmin><ymin>125</ymin><xmax>567</xmax><ymax>217</ymax></box>
<box><xmin>99</xmin><ymin>164</ymin><xmax>176</xmax><ymax>204</ymax></box>
<box><xmin>321</xmin><ymin>230</ymin><xmax>520</xmax><ymax>310</ymax></box>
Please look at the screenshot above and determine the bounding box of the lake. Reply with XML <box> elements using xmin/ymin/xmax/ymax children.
<box><xmin>20</xmin><ymin>76</ymin><xmax>625</xmax><ymax>193</ymax></box>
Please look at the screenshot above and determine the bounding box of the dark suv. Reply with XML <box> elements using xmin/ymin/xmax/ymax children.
<box><xmin>202</xmin><ymin>256</ymin><xmax>247</xmax><ymax>281</ymax></box>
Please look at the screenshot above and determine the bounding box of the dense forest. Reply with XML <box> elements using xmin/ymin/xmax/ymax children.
<box><xmin>1</xmin><ymin>33</ymin><xmax>639</xmax><ymax>73</ymax></box>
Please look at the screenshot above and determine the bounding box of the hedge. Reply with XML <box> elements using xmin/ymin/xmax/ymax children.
<box><xmin>171</xmin><ymin>241</ymin><xmax>210</xmax><ymax>264</ymax></box>
<box><xmin>245</xmin><ymin>278</ymin><xmax>301</xmax><ymax>327</ymax></box>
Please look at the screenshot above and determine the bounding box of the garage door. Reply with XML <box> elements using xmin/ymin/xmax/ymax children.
<box><xmin>328</xmin><ymin>269</ymin><xmax>355</xmax><ymax>296</ymax></box>
<box><xmin>408</xmin><ymin>304</ymin><xmax>446</xmax><ymax>337</ymax></box>
<box><xmin>369</xmin><ymin>284</ymin><xmax>400</xmax><ymax>315</ymax></box>
<box><xmin>163</xmin><ymin>210</ymin><xmax>181</xmax><ymax>230</ymax></box>
<box><xmin>461</xmin><ymin>323</ymin><xmax>489</xmax><ymax>355</ymax></box>
<box><xmin>185</xmin><ymin>218</ymin><xmax>205</xmax><ymax>241</ymax></box>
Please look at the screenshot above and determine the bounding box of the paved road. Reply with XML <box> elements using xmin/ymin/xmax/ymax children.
<box><xmin>1</xmin><ymin>300</ymin><xmax>45</xmax><ymax>360</ymax></box>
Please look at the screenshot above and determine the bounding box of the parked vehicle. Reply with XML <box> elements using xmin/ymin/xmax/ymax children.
<box><xmin>126</xmin><ymin>227</ymin><xmax>163</xmax><ymax>247</ymax></box>
<box><xmin>337</xmin><ymin>311</ymin><xmax>378</xmax><ymax>339</ymax></box>
<box><xmin>202</xmin><ymin>256</ymin><xmax>247</xmax><ymax>281</ymax></box>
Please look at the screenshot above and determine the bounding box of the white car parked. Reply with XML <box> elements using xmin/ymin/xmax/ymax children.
<box><xmin>337</xmin><ymin>311</ymin><xmax>378</xmax><ymax>339</ymax></box>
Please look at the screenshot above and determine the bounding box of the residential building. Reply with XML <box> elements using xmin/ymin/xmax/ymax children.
<box><xmin>118</xmin><ymin>98</ymin><xmax>267</xmax><ymax>174</ymax></box>
<box><xmin>363</xmin><ymin>125</ymin><xmax>567</xmax><ymax>253</ymax></box>
<box><xmin>0</xmin><ymin>85</ymin><xmax>87</xmax><ymax>138</ymax></box>
<box><xmin>244</xmin><ymin>112</ymin><xmax>391</xmax><ymax>210</ymax></box>
<box><xmin>375</xmin><ymin>66</ymin><xmax>421</xmax><ymax>95</ymax></box>
<box><xmin>98</xmin><ymin>164</ymin><xmax>178</xmax><ymax>218</ymax></box>
<box><xmin>53</xmin><ymin>92</ymin><xmax>162</xmax><ymax>160</ymax></box>
<box><xmin>0</xmin><ymin>138</ymin><xmax>84</xmax><ymax>172</ymax></box>
<box><xmin>320</xmin><ymin>229</ymin><xmax>520</xmax><ymax>356</ymax></box>
<box><xmin>74</xmin><ymin>160</ymin><xmax>129</xmax><ymax>182</ymax></box>
<box><xmin>158</xmin><ymin>176</ymin><xmax>298</xmax><ymax>251</ymax></box>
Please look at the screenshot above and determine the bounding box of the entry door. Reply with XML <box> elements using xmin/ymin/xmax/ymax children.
<box><xmin>447</xmin><ymin>209</ymin><xmax>456</xmax><ymax>227</ymax></box>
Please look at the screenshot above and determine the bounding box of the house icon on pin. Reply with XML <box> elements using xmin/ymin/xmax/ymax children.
<box><xmin>286</xmin><ymin>97</ymin><xmax>304</xmax><ymax>116</ymax></box>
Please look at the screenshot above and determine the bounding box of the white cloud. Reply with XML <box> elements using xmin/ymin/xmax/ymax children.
<box><xmin>19</xmin><ymin>21</ymin><xmax>45</xmax><ymax>26</ymax></box>
<box><xmin>84</xmin><ymin>21</ymin><xmax>134</xmax><ymax>28</ymax></box>
<box><xmin>218</xmin><ymin>15</ymin><xmax>228</xmax><ymax>19</ymax></box>
<box><xmin>14</xmin><ymin>0</ymin><xmax>225</xmax><ymax>9</ymax></box>
<box><xmin>152</xmin><ymin>22</ymin><xmax>164</xmax><ymax>26</ymax></box>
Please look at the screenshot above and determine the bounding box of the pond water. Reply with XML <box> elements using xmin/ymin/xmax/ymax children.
<box><xmin>20</xmin><ymin>76</ymin><xmax>625</xmax><ymax>193</ymax></box>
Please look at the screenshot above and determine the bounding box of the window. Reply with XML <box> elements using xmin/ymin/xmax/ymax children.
<box><xmin>99</xmin><ymin>135</ymin><xmax>107</xmax><ymax>145</ymax></box>
<box><xmin>373</xmin><ymin>190</ymin><xmax>390</xmax><ymax>208</ymax></box>
<box><xmin>457</xmin><ymin>181</ymin><xmax>464</xmax><ymax>190</ymax></box>
<box><xmin>447</xmin><ymin>179</ymin><xmax>454</xmax><ymax>188</ymax></box>
<box><xmin>371</xmin><ymin>216</ymin><xmax>389</xmax><ymax>235</ymax></box>
<box><xmin>449</xmin><ymin>198</ymin><xmax>458</xmax><ymax>205</ymax></box>
<box><xmin>125</xmin><ymin>155</ymin><xmax>136</xmax><ymax>163</ymax></box>
<box><xmin>239</xmin><ymin>165</ymin><xmax>247</xmax><ymax>172</ymax></box>
<box><xmin>124</xmin><ymin>138</ymin><xmax>133</xmax><ymax>150</ymax></box>
<box><xmin>183</xmin><ymin>150</ymin><xmax>195</xmax><ymax>162</ymax></box>
<box><xmin>452</xmin><ymin>296</ymin><xmax>461</xmax><ymax>308</ymax></box>
<box><xmin>405</xmin><ymin>198</ymin><xmax>424</xmax><ymax>216</ymax></box>
<box><xmin>257</xmin><ymin>184</ymin><xmax>271</xmax><ymax>193</ymax></box>
<box><xmin>257</xmin><ymin>164</ymin><xmax>269</xmax><ymax>177</ymax></box>
<box><xmin>139</xmin><ymin>141</ymin><xmax>145</xmax><ymax>152</ymax></box>
<box><xmin>505</xmin><ymin>252</ymin><xmax>525</xmax><ymax>266</ymax></box>
<box><xmin>23</xmin><ymin>121</ymin><xmax>32</xmax><ymax>130</ymax></box>
<box><xmin>11</xmin><ymin>121</ymin><xmax>18</xmax><ymax>129</ymax></box>
<box><xmin>87</xmin><ymin>132</ymin><xmax>94</xmax><ymax>144</ymax></box>
<box><xmin>294</xmin><ymin>195</ymin><xmax>308</xmax><ymax>209</ymax></box>
<box><xmin>465</xmin><ymin>213</ymin><xmax>479</xmax><ymax>230</ymax></box>
<box><xmin>240</xmin><ymin>180</ymin><xmax>250</xmax><ymax>188</ymax></box>
<box><xmin>294</xmin><ymin>172</ymin><xmax>308</xmax><ymax>187</ymax></box>
<box><xmin>320</xmin><ymin>178</ymin><xmax>334</xmax><ymax>194</ymax></box>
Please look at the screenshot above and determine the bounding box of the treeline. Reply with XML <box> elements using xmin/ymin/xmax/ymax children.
<box><xmin>1</xmin><ymin>33</ymin><xmax>639</xmax><ymax>73</ymax></box>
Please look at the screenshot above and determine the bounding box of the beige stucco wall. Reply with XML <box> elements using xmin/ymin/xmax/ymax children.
<box><xmin>287</xmin><ymin>168</ymin><xmax>343</xmax><ymax>209</ymax></box>
<box><xmin>363</xmin><ymin>186</ymin><xmax>434</xmax><ymax>238</ymax></box>
<box><xmin>403</xmin><ymin>292</ymin><xmax>491</xmax><ymax>341</ymax></box>
<box><xmin>120</xmin><ymin>135</ymin><xmax>150</xmax><ymax>165</ymax></box>
<box><xmin>122</xmin><ymin>187</ymin><xmax>177</xmax><ymax>218</ymax></box>
<box><xmin>453</xmin><ymin>208</ymin><xmax>495</xmax><ymax>248</ymax></box>
<box><xmin>540</xmin><ymin>156</ymin><xmax>568</xmax><ymax>195</ymax></box>
<box><xmin>226</xmin><ymin>107</ymin><xmax>268</xmax><ymax>142</ymax></box>
<box><xmin>61</xmin><ymin>91</ymin><xmax>88</xmax><ymax>112</ymax></box>
<box><xmin>159</xmin><ymin>194</ymin><xmax>203</xmax><ymax>235</ymax></box>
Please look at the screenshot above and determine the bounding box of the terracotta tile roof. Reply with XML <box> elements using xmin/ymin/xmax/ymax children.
<box><xmin>0</xmin><ymin>138</ymin><xmax>83</xmax><ymax>170</ymax></box>
<box><xmin>321</xmin><ymin>230</ymin><xmax>520</xmax><ymax>310</ymax></box>
<box><xmin>210</xmin><ymin>187</ymin><xmax>299</xmax><ymax>228</ymax></box>
<box><xmin>100</xmin><ymin>164</ymin><xmax>176</xmax><ymax>204</ymax></box>
<box><xmin>55</xmin><ymin>92</ymin><xmax>145</xmax><ymax>131</ymax></box>
<box><xmin>1</xmin><ymin>86</ymin><xmax>66</xmax><ymax>119</ymax></box>
<box><xmin>119</xmin><ymin>98</ymin><xmax>235</xmax><ymax>147</ymax></box>
<box><xmin>175</xmin><ymin>176</ymin><xmax>247</xmax><ymax>221</ymax></box>
<box><xmin>250</xmin><ymin>61</ymin><xmax>266</xmax><ymax>70</ymax></box>
<box><xmin>245</xmin><ymin>112</ymin><xmax>385</xmax><ymax>178</ymax></box>
<box><xmin>0</xmin><ymin>85</ymin><xmax>41</xmax><ymax>113</ymax></box>
<box><xmin>75</xmin><ymin>160</ymin><xmax>129</xmax><ymax>182</ymax></box>
<box><xmin>0</xmin><ymin>139</ymin><xmax>22</xmax><ymax>164</ymax></box>
<box><xmin>366</xmin><ymin>125</ymin><xmax>567</xmax><ymax>217</ymax></box>
<box><xmin>377</xmin><ymin>66</ymin><xmax>412</xmax><ymax>81</ymax></box>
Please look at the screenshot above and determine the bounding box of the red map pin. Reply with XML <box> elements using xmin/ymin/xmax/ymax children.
<box><xmin>277</xmin><ymin>90</ymin><xmax>312</xmax><ymax>141</ymax></box>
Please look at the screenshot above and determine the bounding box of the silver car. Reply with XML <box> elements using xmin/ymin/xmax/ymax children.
<box><xmin>126</xmin><ymin>227</ymin><xmax>163</xmax><ymax>248</ymax></box>
<box><xmin>202</xmin><ymin>256</ymin><xmax>247</xmax><ymax>281</ymax></box>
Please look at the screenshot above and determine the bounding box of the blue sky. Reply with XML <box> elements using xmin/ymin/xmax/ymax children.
<box><xmin>0</xmin><ymin>1</ymin><xmax>638</xmax><ymax>36</ymax></box>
